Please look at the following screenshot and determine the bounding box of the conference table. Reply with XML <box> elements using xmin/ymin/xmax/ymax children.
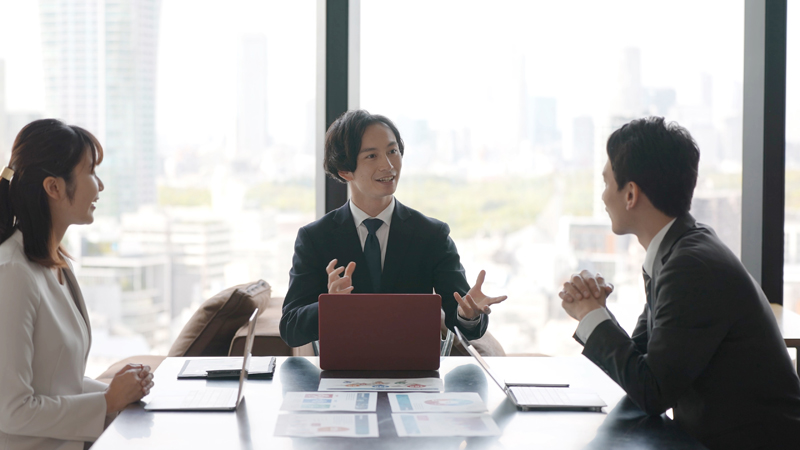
<box><xmin>92</xmin><ymin>356</ymin><xmax>706</xmax><ymax>449</ymax></box>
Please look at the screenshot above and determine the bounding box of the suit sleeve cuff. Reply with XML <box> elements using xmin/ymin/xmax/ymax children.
<box><xmin>456</xmin><ymin>312</ymin><xmax>481</xmax><ymax>330</ymax></box>
<box><xmin>575</xmin><ymin>308</ymin><xmax>612</xmax><ymax>344</ymax></box>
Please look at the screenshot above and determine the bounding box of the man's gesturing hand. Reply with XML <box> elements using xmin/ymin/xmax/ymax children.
<box><xmin>454</xmin><ymin>270</ymin><xmax>508</xmax><ymax>320</ymax></box>
<box><xmin>326</xmin><ymin>259</ymin><xmax>356</xmax><ymax>294</ymax></box>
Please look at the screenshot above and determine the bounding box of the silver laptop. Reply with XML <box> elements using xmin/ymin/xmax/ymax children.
<box><xmin>454</xmin><ymin>328</ymin><xmax>606</xmax><ymax>412</ymax></box>
<box><xmin>144</xmin><ymin>308</ymin><xmax>259</xmax><ymax>411</ymax></box>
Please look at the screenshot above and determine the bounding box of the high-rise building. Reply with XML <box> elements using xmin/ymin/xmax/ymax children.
<box><xmin>119</xmin><ymin>208</ymin><xmax>232</xmax><ymax>319</ymax></box>
<box><xmin>39</xmin><ymin>0</ymin><xmax>160</xmax><ymax>216</ymax></box>
<box><xmin>236</xmin><ymin>34</ymin><xmax>269</xmax><ymax>164</ymax></box>
<box><xmin>572</xmin><ymin>115</ymin><xmax>594</xmax><ymax>167</ymax></box>
<box><xmin>103</xmin><ymin>0</ymin><xmax>160</xmax><ymax>215</ymax></box>
<box><xmin>79</xmin><ymin>253</ymin><xmax>171</xmax><ymax>351</ymax></box>
<box><xmin>39</xmin><ymin>0</ymin><xmax>103</xmax><ymax>134</ymax></box>
<box><xmin>616</xmin><ymin>47</ymin><xmax>644</xmax><ymax>118</ymax></box>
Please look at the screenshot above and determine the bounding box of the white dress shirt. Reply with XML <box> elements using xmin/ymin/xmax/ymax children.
<box><xmin>575</xmin><ymin>218</ymin><xmax>677</xmax><ymax>343</ymax></box>
<box><xmin>348</xmin><ymin>198</ymin><xmax>480</xmax><ymax>329</ymax></box>
<box><xmin>349</xmin><ymin>198</ymin><xmax>395</xmax><ymax>269</ymax></box>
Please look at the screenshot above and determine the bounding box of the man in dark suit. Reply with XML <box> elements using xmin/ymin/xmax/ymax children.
<box><xmin>280</xmin><ymin>110</ymin><xmax>506</xmax><ymax>348</ymax></box>
<box><xmin>560</xmin><ymin>117</ymin><xmax>800</xmax><ymax>449</ymax></box>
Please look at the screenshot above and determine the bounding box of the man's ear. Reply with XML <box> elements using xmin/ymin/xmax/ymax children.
<box><xmin>625</xmin><ymin>182</ymin><xmax>641</xmax><ymax>211</ymax></box>
<box><xmin>42</xmin><ymin>176</ymin><xmax>65</xmax><ymax>201</ymax></box>
<box><xmin>338</xmin><ymin>171</ymin><xmax>354</xmax><ymax>182</ymax></box>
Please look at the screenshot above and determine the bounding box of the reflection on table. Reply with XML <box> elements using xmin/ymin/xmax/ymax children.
<box><xmin>92</xmin><ymin>356</ymin><xmax>705</xmax><ymax>449</ymax></box>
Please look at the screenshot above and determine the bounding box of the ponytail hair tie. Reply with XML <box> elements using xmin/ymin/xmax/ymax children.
<box><xmin>0</xmin><ymin>167</ymin><xmax>12</xmax><ymax>182</ymax></box>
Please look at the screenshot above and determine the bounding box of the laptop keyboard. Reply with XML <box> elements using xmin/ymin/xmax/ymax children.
<box><xmin>510</xmin><ymin>386</ymin><xmax>572</xmax><ymax>405</ymax></box>
<box><xmin>181</xmin><ymin>388</ymin><xmax>237</xmax><ymax>408</ymax></box>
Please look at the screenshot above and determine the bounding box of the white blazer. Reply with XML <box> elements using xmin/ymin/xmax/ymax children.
<box><xmin>0</xmin><ymin>230</ymin><xmax>107</xmax><ymax>450</ymax></box>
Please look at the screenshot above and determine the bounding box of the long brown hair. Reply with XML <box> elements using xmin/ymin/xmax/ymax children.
<box><xmin>0</xmin><ymin>119</ymin><xmax>104</xmax><ymax>267</ymax></box>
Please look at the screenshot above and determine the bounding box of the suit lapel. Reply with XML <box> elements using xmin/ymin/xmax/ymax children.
<box><xmin>653</xmin><ymin>213</ymin><xmax>696</xmax><ymax>277</ymax></box>
<box><xmin>381</xmin><ymin>200</ymin><xmax>413</xmax><ymax>292</ymax></box>
<box><xmin>331</xmin><ymin>202</ymin><xmax>373</xmax><ymax>292</ymax></box>
<box><xmin>648</xmin><ymin>214</ymin><xmax>696</xmax><ymax>336</ymax></box>
<box><xmin>62</xmin><ymin>266</ymin><xmax>92</xmax><ymax>356</ymax></box>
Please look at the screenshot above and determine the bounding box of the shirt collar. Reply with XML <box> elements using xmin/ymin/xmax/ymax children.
<box><xmin>349</xmin><ymin>197</ymin><xmax>395</xmax><ymax>227</ymax></box>
<box><xmin>643</xmin><ymin>218</ymin><xmax>677</xmax><ymax>277</ymax></box>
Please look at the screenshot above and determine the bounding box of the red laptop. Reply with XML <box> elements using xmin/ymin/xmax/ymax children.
<box><xmin>318</xmin><ymin>294</ymin><xmax>442</xmax><ymax>371</ymax></box>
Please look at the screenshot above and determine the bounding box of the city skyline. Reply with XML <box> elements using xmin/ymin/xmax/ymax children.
<box><xmin>0</xmin><ymin>0</ymin><xmax>797</xmax><ymax>368</ymax></box>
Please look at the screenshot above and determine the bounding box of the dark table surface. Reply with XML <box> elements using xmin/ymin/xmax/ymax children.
<box><xmin>92</xmin><ymin>356</ymin><xmax>706</xmax><ymax>449</ymax></box>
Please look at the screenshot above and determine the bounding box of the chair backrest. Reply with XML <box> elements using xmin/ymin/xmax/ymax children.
<box><xmin>440</xmin><ymin>308</ymin><xmax>506</xmax><ymax>357</ymax></box>
<box><xmin>168</xmin><ymin>280</ymin><xmax>271</xmax><ymax>357</ymax></box>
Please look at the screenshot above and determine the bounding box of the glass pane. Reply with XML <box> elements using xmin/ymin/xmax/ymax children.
<box><xmin>361</xmin><ymin>0</ymin><xmax>743</xmax><ymax>356</ymax></box>
<box><xmin>786</xmin><ymin>1</ymin><xmax>799</xmax><ymax>314</ymax></box>
<box><xmin>0</xmin><ymin>0</ymin><xmax>316</xmax><ymax>376</ymax></box>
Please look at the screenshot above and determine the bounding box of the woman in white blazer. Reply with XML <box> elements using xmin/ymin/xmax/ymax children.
<box><xmin>0</xmin><ymin>119</ymin><xmax>155</xmax><ymax>450</ymax></box>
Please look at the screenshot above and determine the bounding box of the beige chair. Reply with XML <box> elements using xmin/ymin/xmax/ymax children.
<box><xmin>440</xmin><ymin>309</ymin><xmax>507</xmax><ymax>357</ymax></box>
<box><xmin>97</xmin><ymin>280</ymin><xmax>316</xmax><ymax>383</ymax></box>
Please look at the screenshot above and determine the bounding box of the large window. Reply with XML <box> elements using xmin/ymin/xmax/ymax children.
<box><xmin>361</xmin><ymin>0</ymin><xmax>744</xmax><ymax>355</ymax></box>
<box><xmin>0</xmin><ymin>0</ymin><xmax>316</xmax><ymax>376</ymax></box>
<box><xmin>785</xmin><ymin>1</ymin><xmax>799</xmax><ymax>314</ymax></box>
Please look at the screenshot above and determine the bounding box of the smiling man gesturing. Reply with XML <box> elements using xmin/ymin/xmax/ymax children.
<box><xmin>279</xmin><ymin>110</ymin><xmax>506</xmax><ymax>348</ymax></box>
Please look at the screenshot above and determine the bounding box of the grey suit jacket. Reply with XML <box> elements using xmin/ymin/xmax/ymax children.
<box><xmin>0</xmin><ymin>230</ymin><xmax>108</xmax><ymax>450</ymax></box>
<box><xmin>580</xmin><ymin>214</ymin><xmax>800</xmax><ymax>449</ymax></box>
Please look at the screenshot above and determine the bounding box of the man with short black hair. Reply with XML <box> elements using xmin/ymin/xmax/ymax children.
<box><xmin>280</xmin><ymin>110</ymin><xmax>506</xmax><ymax>348</ymax></box>
<box><xmin>561</xmin><ymin>117</ymin><xmax>800</xmax><ymax>449</ymax></box>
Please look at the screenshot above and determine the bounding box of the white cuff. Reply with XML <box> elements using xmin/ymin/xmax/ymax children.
<box><xmin>575</xmin><ymin>308</ymin><xmax>612</xmax><ymax>344</ymax></box>
<box><xmin>456</xmin><ymin>312</ymin><xmax>481</xmax><ymax>330</ymax></box>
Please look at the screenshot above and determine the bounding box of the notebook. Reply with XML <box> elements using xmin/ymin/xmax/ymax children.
<box><xmin>318</xmin><ymin>294</ymin><xmax>441</xmax><ymax>371</ymax></box>
<box><xmin>144</xmin><ymin>308</ymin><xmax>259</xmax><ymax>411</ymax></box>
<box><xmin>453</xmin><ymin>328</ymin><xmax>606</xmax><ymax>412</ymax></box>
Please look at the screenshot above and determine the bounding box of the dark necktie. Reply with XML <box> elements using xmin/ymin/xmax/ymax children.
<box><xmin>643</xmin><ymin>269</ymin><xmax>653</xmax><ymax>335</ymax></box>
<box><xmin>363</xmin><ymin>218</ymin><xmax>383</xmax><ymax>292</ymax></box>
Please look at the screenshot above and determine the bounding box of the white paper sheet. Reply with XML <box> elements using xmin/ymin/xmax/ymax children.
<box><xmin>274</xmin><ymin>414</ymin><xmax>379</xmax><ymax>438</ymax></box>
<box><xmin>388</xmin><ymin>393</ymin><xmax>487</xmax><ymax>413</ymax></box>
<box><xmin>318</xmin><ymin>378</ymin><xmax>443</xmax><ymax>392</ymax></box>
<box><xmin>280</xmin><ymin>392</ymin><xmax>378</xmax><ymax>412</ymax></box>
<box><xmin>392</xmin><ymin>413</ymin><xmax>501</xmax><ymax>437</ymax></box>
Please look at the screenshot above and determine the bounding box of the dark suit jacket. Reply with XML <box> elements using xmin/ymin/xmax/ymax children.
<box><xmin>280</xmin><ymin>200</ymin><xmax>488</xmax><ymax>348</ymax></box>
<box><xmin>579</xmin><ymin>214</ymin><xmax>800</xmax><ymax>450</ymax></box>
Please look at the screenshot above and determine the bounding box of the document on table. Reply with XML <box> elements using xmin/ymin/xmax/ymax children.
<box><xmin>280</xmin><ymin>392</ymin><xmax>378</xmax><ymax>412</ymax></box>
<box><xmin>392</xmin><ymin>413</ymin><xmax>501</xmax><ymax>437</ymax></box>
<box><xmin>388</xmin><ymin>393</ymin><xmax>487</xmax><ymax>413</ymax></box>
<box><xmin>274</xmin><ymin>414</ymin><xmax>378</xmax><ymax>438</ymax></box>
<box><xmin>318</xmin><ymin>378</ymin><xmax>443</xmax><ymax>392</ymax></box>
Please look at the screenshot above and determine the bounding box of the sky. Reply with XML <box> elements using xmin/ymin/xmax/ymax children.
<box><xmin>0</xmin><ymin>0</ymin><xmax>797</xmax><ymax>146</ymax></box>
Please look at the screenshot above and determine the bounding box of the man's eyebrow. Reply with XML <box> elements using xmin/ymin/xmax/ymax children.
<box><xmin>358</xmin><ymin>141</ymin><xmax>398</xmax><ymax>153</ymax></box>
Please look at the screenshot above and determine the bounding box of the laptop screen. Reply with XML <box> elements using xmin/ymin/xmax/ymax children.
<box><xmin>453</xmin><ymin>328</ymin><xmax>508</xmax><ymax>392</ymax></box>
<box><xmin>235</xmin><ymin>308</ymin><xmax>258</xmax><ymax>405</ymax></box>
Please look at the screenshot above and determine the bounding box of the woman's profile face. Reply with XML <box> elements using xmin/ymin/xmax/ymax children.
<box><xmin>65</xmin><ymin>149</ymin><xmax>104</xmax><ymax>226</ymax></box>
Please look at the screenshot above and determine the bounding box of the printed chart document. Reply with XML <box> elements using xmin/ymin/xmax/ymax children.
<box><xmin>318</xmin><ymin>378</ymin><xmax>443</xmax><ymax>392</ymax></box>
<box><xmin>274</xmin><ymin>414</ymin><xmax>378</xmax><ymax>438</ymax></box>
<box><xmin>392</xmin><ymin>413</ymin><xmax>501</xmax><ymax>437</ymax></box>
<box><xmin>388</xmin><ymin>393</ymin><xmax>487</xmax><ymax>413</ymax></box>
<box><xmin>280</xmin><ymin>392</ymin><xmax>378</xmax><ymax>412</ymax></box>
